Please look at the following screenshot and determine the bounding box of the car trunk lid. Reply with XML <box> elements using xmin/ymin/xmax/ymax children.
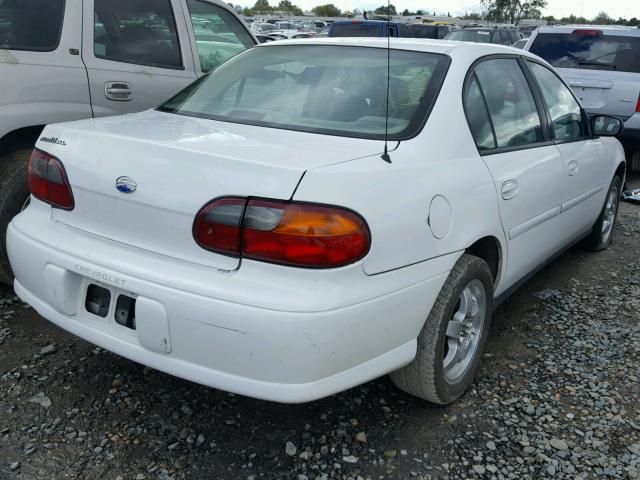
<box><xmin>39</xmin><ymin>110</ymin><xmax>382</xmax><ymax>271</ymax></box>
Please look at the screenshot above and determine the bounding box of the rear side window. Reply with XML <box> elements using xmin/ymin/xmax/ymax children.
<box><xmin>474</xmin><ymin>58</ymin><xmax>544</xmax><ymax>149</ymax></box>
<box><xmin>464</xmin><ymin>75</ymin><xmax>496</xmax><ymax>150</ymax></box>
<box><xmin>330</xmin><ymin>24</ymin><xmax>381</xmax><ymax>37</ymax></box>
<box><xmin>186</xmin><ymin>0</ymin><xmax>254</xmax><ymax>73</ymax></box>
<box><xmin>398</xmin><ymin>24</ymin><xmax>413</xmax><ymax>38</ymax></box>
<box><xmin>0</xmin><ymin>0</ymin><xmax>65</xmax><ymax>52</ymax></box>
<box><xmin>528</xmin><ymin>62</ymin><xmax>584</xmax><ymax>141</ymax></box>
<box><xmin>94</xmin><ymin>0</ymin><xmax>182</xmax><ymax>70</ymax></box>
<box><xmin>437</xmin><ymin>26</ymin><xmax>449</xmax><ymax>39</ymax></box>
<box><xmin>530</xmin><ymin>33</ymin><xmax>640</xmax><ymax>74</ymax></box>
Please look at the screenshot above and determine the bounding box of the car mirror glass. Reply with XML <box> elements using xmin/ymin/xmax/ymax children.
<box><xmin>592</xmin><ymin>115</ymin><xmax>622</xmax><ymax>137</ymax></box>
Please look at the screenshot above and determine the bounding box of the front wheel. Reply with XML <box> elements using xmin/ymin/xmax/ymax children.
<box><xmin>583</xmin><ymin>175</ymin><xmax>622</xmax><ymax>252</ymax></box>
<box><xmin>0</xmin><ymin>149</ymin><xmax>31</xmax><ymax>285</ymax></box>
<box><xmin>390</xmin><ymin>254</ymin><xmax>494</xmax><ymax>405</ymax></box>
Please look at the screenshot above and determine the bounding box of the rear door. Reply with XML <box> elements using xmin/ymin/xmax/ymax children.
<box><xmin>529</xmin><ymin>30</ymin><xmax>640</xmax><ymax>119</ymax></box>
<box><xmin>81</xmin><ymin>0</ymin><xmax>198</xmax><ymax>117</ymax></box>
<box><xmin>0</xmin><ymin>0</ymin><xmax>91</xmax><ymax>132</ymax></box>
<box><xmin>464</xmin><ymin>56</ymin><xmax>568</xmax><ymax>287</ymax></box>
<box><xmin>526</xmin><ymin>60</ymin><xmax>608</xmax><ymax>236</ymax></box>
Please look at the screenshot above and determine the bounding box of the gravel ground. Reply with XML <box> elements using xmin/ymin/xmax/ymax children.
<box><xmin>1</xmin><ymin>178</ymin><xmax>639</xmax><ymax>480</ymax></box>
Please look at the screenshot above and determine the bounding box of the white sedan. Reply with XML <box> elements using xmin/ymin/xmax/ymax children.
<box><xmin>8</xmin><ymin>38</ymin><xmax>626</xmax><ymax>404</ymax></box>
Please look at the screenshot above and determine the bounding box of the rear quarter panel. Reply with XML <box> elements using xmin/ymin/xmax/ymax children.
<box><xmin>294</xmin><ymin>49</ymin><xmax>507</xmax><ymax>280</ymax></box>
<box><xmin>0</xmin><ymin>1</ymin><xmax>91</xmax><ymax>141</ymax></box>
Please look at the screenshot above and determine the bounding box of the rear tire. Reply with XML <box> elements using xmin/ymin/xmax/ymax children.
<box><xmin>390</xmin><ymin>254</ymin><xmax>494</xmax><ymax>405</ymax></box>
<box><xmin>0</xmin><ymin>149</ymin><xmax>31</xmax><ymax>285</ymax></box>
<box><xmin>583</xmin><ymin>175</ymin><xmax>622</xmax><ymax>252</ymax></box>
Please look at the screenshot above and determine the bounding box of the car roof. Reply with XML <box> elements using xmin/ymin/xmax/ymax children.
<box><xmin>537</xmin><ymin>25</ymin><xmax>640</xmax><ymax>37</ymax></box>
<box><xmin>257</xmin><ymin>37</ymin><xmax>542</xmax><ymax>58</ymax></box>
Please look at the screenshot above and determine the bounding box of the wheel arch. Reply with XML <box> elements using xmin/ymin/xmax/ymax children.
<box><xmin>465</xmin><ymin>235</ymin><xmax>503</xmax><ymax>288</ymax></box>
<box><xmin>0</xmin><ymin>125</ymin><xmax>44</xmax><ymax>159</ymax></box>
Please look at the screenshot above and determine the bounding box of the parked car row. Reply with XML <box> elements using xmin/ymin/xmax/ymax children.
<box><xmin>0</xmin><ymin>0</ymin><xmax>634</xmax><ymax>406</ymax></box>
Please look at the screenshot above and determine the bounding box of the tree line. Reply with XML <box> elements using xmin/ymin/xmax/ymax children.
<box><xmin>237</xmin><ymin>0</ymin><xmax>640</xmax><ymax>26</ymax></box>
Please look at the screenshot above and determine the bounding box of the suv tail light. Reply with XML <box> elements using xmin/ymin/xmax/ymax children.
<box><xmin>572</xmin><ymin>29</ymin><xmax>603</xmax><ymax>36</ymax></box>
<box><xmin>637</xmin><ymin>93</ymin><xmax>640</xmax><ymax>113</ymax></box>
<box><xmin>28</xmin><ymin>149</ymin><xmax>74</xmax><ymax>209</ymax></box>
<box><xmin>194</xmin><ymin>197</ymin><xmax>370</xmax><ymax>268</ymax></box>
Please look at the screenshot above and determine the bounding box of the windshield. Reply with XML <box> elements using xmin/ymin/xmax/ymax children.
<box><xmin>159</xmin><ymin>45</ymin><xmax>449</xmax><ymax>140</ymax></box>
<box><xmin>445</xmin><ymin>30</ymin><xmax>492</xmax><ymax>43</ymax></box>
<box><xmin>530</xmin><ymin>33</ymin><xmax>640</xmax><ymax>73</ymax></box>
<box><xmin>259</xmin><ymin>24</ymin><xmax>276</xmax><ymax>31</ymax></box>
<box><xmin>331</xmin><ymin>24</ymin><xmax>382</xmax><ymax>37</ymax></box>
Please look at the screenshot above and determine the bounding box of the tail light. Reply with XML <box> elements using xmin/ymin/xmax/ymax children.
<box><xmin>28</xmin><ymin>149</ymin><xmax>74</xmax><ymax>210</ymax></box>
<box><xmin>636</xmin><ymin>93</ymin><xmax>640</xmax><ymax>113</ymax></box>
<box><xmin>193</xmin><ymin>197</ymin><xmax>370</xmax><ymax>268</ymax></box>
<box><xmin>572</xmin><ymin>29</ymin><xmax>603</xmax><ymax>36</ymax></box>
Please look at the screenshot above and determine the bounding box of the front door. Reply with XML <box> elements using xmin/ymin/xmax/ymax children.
<box><xmin>81</xmin><ymin>0</ymin><xmax>198</xmax><ymax>117</ymax></box>
<box><xmin>526</xmin><ymin>61</ymin><xmax>609</xmax><ymax>236</ymax></box>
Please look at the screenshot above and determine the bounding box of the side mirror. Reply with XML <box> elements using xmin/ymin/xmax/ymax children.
<box><xmin>592</xmin><ymin>115</ymin><xmax>623</xmax><ymax>137</ymax></box>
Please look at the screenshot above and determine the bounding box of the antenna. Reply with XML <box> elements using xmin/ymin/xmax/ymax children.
<box><xmin>380</xmin><ymin>0</ymin><xmax>392</xmax><ymax>163</ymax></box>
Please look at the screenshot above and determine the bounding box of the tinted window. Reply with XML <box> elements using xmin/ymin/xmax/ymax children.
<box><xmin>464</xmin><ymin>75</ymin><xmax>496</xmax><ymax>150</ymax></box>
<box><xmin>94</xmin><ymin>0</ymin><xmax>182</xmax><ymax>69</ymax></box>
<box><xmin>475</xmin><ymin>58</ymin><xmax>544</xmax><ymax>149</ymax></box>
<box><xmin>530</xmin><ymin>33</ymin><xmax>640</xmax><ymax>74</ymax></box>
<box><xmin>330</xmin><ymin>24</ymin><xmax>381</xmax><ymax>37</ymax></box>
<box><xmin>186</xmin><ymin>0</ymin><xmax>253</xmax><ymax>73</ymax></box>
<box><xmin>528</xmin><ymin>62</ymin><xmax>584</xmax><ymax>141</ymax></box>
<box><xmin>500</xmin><ymin>31</ymin><xmax>512</xmax><ymax>45</ymax></box>
<box><xmin>445</xmin><ymin>30</ymin><xmax>493</xmax><ymax>43</ymax></box>
<box><xmin>160</xmin><ymin>45</ymin><xmax>449</xmax><ymax>140</ymax></box>
<box><xmin>398</xmin><ymin>24</ymin><xmax>413</xmax><ymax>38</ymax></box>
<box><xmin>409</xmin><ymin>24</ymin><xmax>436</xmax><ymax>39</ymax></box>
<box><xmin>437</xmin><ymin>26</ymin><xmax>449</xmax><ymax>39</ymax></box>
<box><xmin>0</xmin><ymin>0</ymin><xmax>64</xmax><ymax>52</ymax></box>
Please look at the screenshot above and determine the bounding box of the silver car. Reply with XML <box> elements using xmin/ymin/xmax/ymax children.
<box><xmin>526</xmin><ymin>25</ymin><xmax>640</xmax><ymax>170</ymax></box>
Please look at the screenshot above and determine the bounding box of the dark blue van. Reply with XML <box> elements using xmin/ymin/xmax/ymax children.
<box><xmin>328</xmin><ymin>20</ymin><xmax>414</xmax><ymax>38</ymax></box>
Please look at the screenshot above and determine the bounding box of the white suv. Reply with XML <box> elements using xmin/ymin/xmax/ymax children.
<box><xmin>0</xmin><ymin>0</ymin><xmax>256</xmax><ymax>283</ymax></box>
<box><xmin>526</xmin><ymin>25</ymin><xmax>640</xmax><ymax>171</ymax></box>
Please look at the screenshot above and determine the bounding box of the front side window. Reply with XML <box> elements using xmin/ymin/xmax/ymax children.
<box><xmin>474</xmin><ymin>58</ymin><xmax>544</xmax><ymax>149</ymax></box>
<box><xmin>94</xmin><ymin>0</ymin><xmax>182</xmax><ymax>69</ymax></box>
<box><xmin>159</xmin><ymin>45</ymin><xmax>449</xmax><ymax>140</ymax></box>
<box><xmin>528</xmin><ymin>61</ymin><xmax>584</xmax><ymax>141</ymax></box>
<box><xmin>530</xmin><ymin>33</ymin><xmax>640</xmax><ymax>74</ymax></box>
<box><xmin>186</xmin><ymin>0</ymin><xmax>254</xmax><ymax>73</ymax></box>
<box><xmin>0</xmin><ymin>0</ymin><xmax>64</xmax><ymax>52</ymax></box>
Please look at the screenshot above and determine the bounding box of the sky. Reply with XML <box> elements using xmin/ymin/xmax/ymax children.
<box><xmin>289</xmin><ymin>0</ymin><xmax>637</xmax><ymax>19</ymax></box>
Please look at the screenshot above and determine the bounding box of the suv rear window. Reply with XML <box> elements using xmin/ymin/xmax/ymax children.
<box><xmin>331</xmin><ymin>24</ymin><xmax>380</xmax><ymax>37</ymax></box>
<box><xmin>0</xmin><ymin>0</ymin><xmax>65</xmax><ymax>52</ymax></box>
<box><xmin>530</xmin><ymin>33</ymin><xmax>640</xmax><ymax>74</ymax></box>
<box><xmin>159</xmin><ymin>45</ymin><xmax>450</xmax><ymax>140</ymax></box>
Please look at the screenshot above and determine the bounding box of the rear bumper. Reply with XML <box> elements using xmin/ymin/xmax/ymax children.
<box><xmin>8</xmin><ymin>201</ymin><xmax>455</xmax><ymax>402</ymax></box>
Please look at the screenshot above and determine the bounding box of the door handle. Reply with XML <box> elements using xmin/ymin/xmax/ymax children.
<box><xmin>105</xmin><ymin>82</ymin><xmax>132</xmax><ymax>101</ymax></box>
<box><xmin>567</xmin><ymin>160</ymin><xmax>579</xmax><ymax>176</ymax></box>
<box><xmin>501</xmin><ymin>180</ymin><xmax>519</xmax><ymax>200</ymax></box>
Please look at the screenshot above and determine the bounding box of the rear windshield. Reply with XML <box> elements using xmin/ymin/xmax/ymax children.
<box><xmin>331</xmin><ymin>24</ymin><xmax>381</xmax><ymax>37</ymax></box>
<box><xmin>0</xmin><ymin>0</ymin><xmax>65</xmax><ymax>52</ymax></box>
<box><xmin>530</xmin><ymin>33</ymin><xmax>640</xmax><ymax>73</ymax></box>
<box><xmin>159</xmin><ymin>45</ymin><xmax>449</xmax><ymax>140</ymax></box>
<box><xmin>445</xmin><ymin>30</ymin><xmax>492</xmax><ymax>43</ymax></box>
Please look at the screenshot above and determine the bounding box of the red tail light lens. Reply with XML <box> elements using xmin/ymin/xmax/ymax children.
<box><xmin>572</xmin><ymin>29</ymin><xmax>603</xmax><ymax>36</ymax></box>
<box><xmin>193</xmin><ymin>197</ymin><xmax>245</xmax><ymax>255</ymax></box>
<box><xmin>193</xmin><ymin>197</ymin><xmax>370</xmax><ymax>268</ymax></box>
<box><xmin>28</xmin><ymin>149</ymin><xmax>74</xmax><ymax>209</ymax></box>
<box><xmin>636</xmin><ymin>93</ymin><xmax>640</xmax><ymax>113</ymax></box>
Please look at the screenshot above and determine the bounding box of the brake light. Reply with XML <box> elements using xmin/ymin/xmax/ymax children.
<box><xmin>637</xmin><ymin>93</ymin><xmax>640</xmax><ymax>112</ymax></box>
<box><xmin>193</xmin><ymin>197</ymin><xmax>370</xmax><ymax>268</ymax></box>
<box><xmin>572</xmin><ymin>29</ymin><xmax>603</xmax><ymax>36</ymax></box>
<box><xmin>28</xmin><ymin>149</ymin><xmax>74</xmax><ymax>209</ymax></box>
